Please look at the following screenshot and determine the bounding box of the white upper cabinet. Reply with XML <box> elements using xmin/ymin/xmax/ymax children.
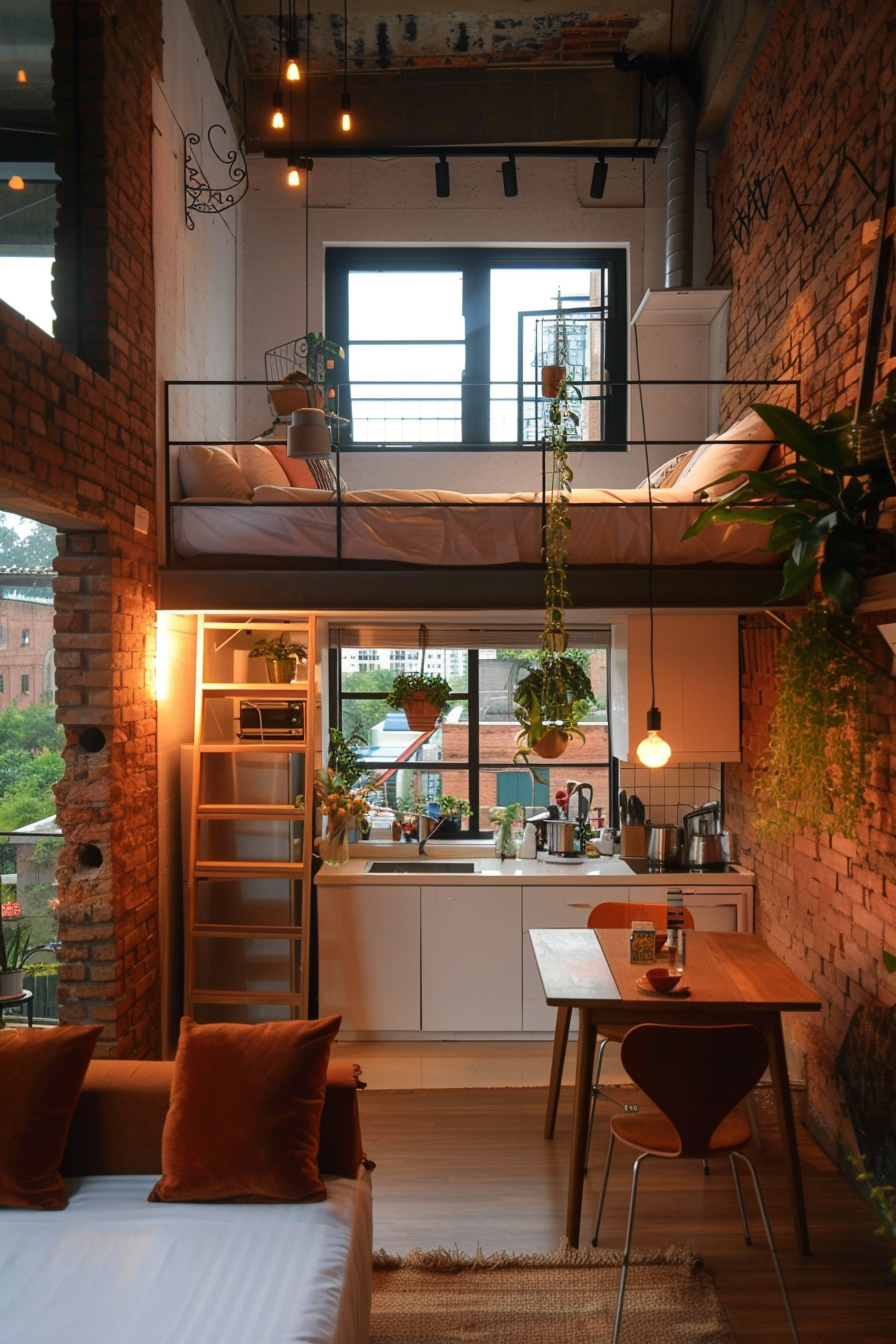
<box><xmin>611</xmin><ymin>613</ymin><xmax>741</xmax><ymax>762</ymax></box>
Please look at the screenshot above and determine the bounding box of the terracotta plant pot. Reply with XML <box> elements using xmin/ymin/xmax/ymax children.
<box><xmin>402</xmin><ymin>692</ymin><xmax>442</xmax><ymax>732</ymax></box>
<box><xmin>541</xmin><ymin>365</ymin><xmax>566</xmax><ymax>398</ymax></box>
<box><xmin>530</xmin><ymin>727</ymin><xmax>569</xmax><ymax>759</ymax></box>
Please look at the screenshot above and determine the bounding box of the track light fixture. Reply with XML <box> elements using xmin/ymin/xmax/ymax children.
<box><xmin>590</xmin><ymin>155</ymin><xmax>608</xmax><ymax>199</ymax></box>
<box><xmin>435</xmin><ymin>154</ymin><xmax>450</xmax><ymax>198</ymax></box>
<box><xmin>501</xmin><ymin>155</ymin><xmax>518</xmax><ymax>197</ymax></box>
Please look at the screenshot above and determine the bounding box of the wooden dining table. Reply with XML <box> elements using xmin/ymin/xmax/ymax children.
<box><xmin>529</xmin><ymin>927</ymin><xmax>822</xmax><ymax>1253</ymax></box>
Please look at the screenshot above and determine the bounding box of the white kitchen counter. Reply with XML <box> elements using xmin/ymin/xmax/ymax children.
<box><xmin>315</xmin><ymin>852</ymin><xmax>754</xmax><ymax>887</ymax></box>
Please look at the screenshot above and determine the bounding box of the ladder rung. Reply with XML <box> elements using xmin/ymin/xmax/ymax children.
<box><xmin>192</xmin><ymin>923</ymin><xmax>304</xmax><ymax>938</ymax></box>
<box><xmin>189</xmin><ymin>989</ymin><xmax>306</xmax><ymax>1006</ymax></box>
<box><xmin>201</xmin><ymin>683</ymin><xmax>309</xmax><ymax>696</ymax></box>
<box><xmin>199</xmin><ymin>742</ymin><xmax>306</xmax><ymax>754</ymax></box>
<box><xmin>194</xmin><ymin>860</ymin><xmax>304</xmax><ymax>878</ymax></box>
<box><xmin>196</xmin><ymin>805</ymin><xmax>305</xmax><ymax>819</ymax></box>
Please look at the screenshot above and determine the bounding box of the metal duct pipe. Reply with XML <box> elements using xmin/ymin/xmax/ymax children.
<box><xmin>654</xmin><ymin>75</ymin><xmax>696</xmax><ymax>288</ymax></box>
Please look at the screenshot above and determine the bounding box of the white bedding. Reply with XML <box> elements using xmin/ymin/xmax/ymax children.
<box><xmin>0</xmin><ymin>1169</ymin><xmax>373</xmax><ymax>1344</ymax></box>
<box><xmin>171</xmin><ymin>486</ymin><xmax>778</xmax><ymax>567</ymax></box>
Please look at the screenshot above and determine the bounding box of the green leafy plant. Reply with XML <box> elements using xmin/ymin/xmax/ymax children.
<box><xmin>249</xmin><ymin>633</ymin><xmax>307</xmax><ymax>661</ymax></box>
<box><xmin>328</xmin><ymin>725</ymin><xmax>368</xmax><ymax>789</ymax></box>
<box><xmin>385</xmin><ymin>672</ymin><xmax>453</xmax><ymax>712</ymax></box>
<box><xmin>1</xmin><ymin>903</ymin><xmax>55</xmax><ymax>973</ymax></box>
<box><xmin>683</xmin><ymin>402</ymin><xmax>896</xmax><ymax>614</ymax></box>
<box><xmin>512</xmin><ymin>650</ymin><xmax>594</xmax><ymax>761</ymax></box>
<box><xmin>436</xmin><ymin>795</ymin><xmax>472</xmax><ymax>819</ymax></box>
<box><xmin>753</xmin><ymin>604</ymin><xmax>876</xmax><ymax>841</ymax></box>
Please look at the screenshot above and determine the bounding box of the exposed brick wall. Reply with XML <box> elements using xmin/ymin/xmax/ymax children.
<box><xmin>709</xmin><ymin>0</ymin><xmax>896</xmax><ymax>423</ymax></box>
<box><xmin>0</xmin><ymin>0</ymin><xmax>163</xmax><ymax>1057</ymax></box>
<box><xmin>710</xmin><ymin>0</ymin><xmax>896</xmax><ymax>1167</ymax></box>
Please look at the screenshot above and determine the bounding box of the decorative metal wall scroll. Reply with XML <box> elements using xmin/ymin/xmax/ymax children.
<box><xmin>729</xmin><ymin>146</ymin><xmax>878</xmax><ymax>252</ymax></box>
<box><xmin>184</xmin><ymin>124</ymin><xmax>249</xmax><ymax>229</ymax></box>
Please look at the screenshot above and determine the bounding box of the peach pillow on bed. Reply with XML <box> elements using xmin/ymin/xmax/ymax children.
<box><xmin>0</xmin><ymin>1025</ymin><xmax>102</xmax><ymax>1209</ymax></box>
<box><xmin>676</xmin><ymin>410</ymin><xmax>776</xmax><ymax>498</ymax></box>
<box><xmin>177</xmin><ymin>444</ymin><xmax>253</xmax><ymax>499</ymax></box>
<box><xmin>149</xmin><ymin>1015</ymin><xmax>341</xmax><ymax>1204</ymax></box>
<box><xmin>234</xmin><ymin>442</ymin><xmax>290</xmax><ymax>488</ymax></box>
<box><xmin>267</xmin><ymin>442</ymin><xmax>319</xmax><ymax>489</ymax></box>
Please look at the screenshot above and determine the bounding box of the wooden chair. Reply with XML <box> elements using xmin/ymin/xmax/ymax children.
<box><xmin>592</xmin><ymin>1023</ymin><xmax>800</xmax><ymax>1344</ymax></box>
<box><xmin>543</xmin><ymin>901</ymin><xmax>696</xmax><ymax>1150</ymax></box>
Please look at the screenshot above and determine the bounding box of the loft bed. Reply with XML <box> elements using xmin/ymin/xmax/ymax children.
<box><xmin>159</xmin><ymin>378</ymin><xmax>799</xmax><ymax>611</ymax></box>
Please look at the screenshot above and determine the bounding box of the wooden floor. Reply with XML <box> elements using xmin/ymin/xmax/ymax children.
<box><xmin>357</xmin><ymin>1084</ymin><xmax>895</xmax><ymax>1344</ymax></box>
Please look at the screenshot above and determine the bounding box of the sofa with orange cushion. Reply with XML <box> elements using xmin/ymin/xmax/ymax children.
<box><xmin>2</xmin><ymin>1055</ymin><xmax>373</xmax><ymax>1344</ymax></box>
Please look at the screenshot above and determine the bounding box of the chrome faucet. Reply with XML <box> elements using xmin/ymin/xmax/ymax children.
<box><xmin>418</xmin><ymin>814</ymin><xmax>446</xmax><ymax>856</ymax></box>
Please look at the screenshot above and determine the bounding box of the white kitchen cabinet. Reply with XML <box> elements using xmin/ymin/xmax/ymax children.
<box><xmin>612</xmin><ymin>613</ymin><xmax>741</xmax><ymax>762</ymax></box>
<box><xmin>645</xmin><ymin>883</ymin><xmax>753</xmax><ymax>933</ymax></box>
<box><xmin>318</xmin><ymin>884</ymin><xmax>421</xmax><ymax>1031</ymax></box>
<box><xmin>522</xmin><ymin>885</ymin><xmax>630</xmax><ymax>1031</ymax></box>
<box><xmin>421</xmin><ymin>886</ymin><xmax>522</xmax><ymax>1031</ymax></box>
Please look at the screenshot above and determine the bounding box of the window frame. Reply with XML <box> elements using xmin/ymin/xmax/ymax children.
<box><xmin>328</xmin><ymin>642</ymin><xmax>612</xmax><ymax>840</ymax></box>
<box><xmin>324</xmin><ymin>245</ymin><xmax>628</xmax><ymax>451</ymax></box>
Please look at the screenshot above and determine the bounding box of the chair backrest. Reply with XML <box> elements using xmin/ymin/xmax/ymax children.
<box><xmin>620</xmin><ymin>1023</ymin><xmax>769</xmax><ymax>1158</ymax></box>
<box><xmin>587</xmin><ymin>900</ymin><xmax>695</xmax><ymax>931</ymax></box>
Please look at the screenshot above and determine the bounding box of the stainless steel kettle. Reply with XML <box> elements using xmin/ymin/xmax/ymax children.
<box><xmin>646</xmin><ymin>824</ymin><xmax>683</xmax><ymax>865</ymax></box>
<box><xmin>682</xmin><ymin>803</ymin><xmax>723</xmax><ymax>867</ymax></box>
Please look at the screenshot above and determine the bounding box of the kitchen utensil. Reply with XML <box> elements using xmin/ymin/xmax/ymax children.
<box><xmin>687</xmin><ymin>833</ymin><xmax>725</xmax><ymax>867</ymax></box>
<box><xmin>628</xmin><ymin>794</ymin><xmax>645</xmax><ymax>825</ymax></box>
<box><xmin>576</xmin><ymin>783</ymin><xmax>593</xmax><ymax>825</ymax></box>
<box><xmin>645</xmin><ymin>966</ymin><xmax>683</xmax><ymax>993</ymax></box>
<box><xmin>618</xmin><ymin>788</ymin><xmax>627</xmax><ymax>827</ymax></box>
<box><xmin>545</xmin><ymin>820</ymin><xmax>577</xmax><ymax>856</ymax></box>
<box><xmin>646</xmin><ymin>823</ymin><xmax>683</xmax><ymax>865</ymax></box>
<box><xmin>518</xmin><ymin>822</ymin><xmax>538</xmax><ymax>859</ymax></box>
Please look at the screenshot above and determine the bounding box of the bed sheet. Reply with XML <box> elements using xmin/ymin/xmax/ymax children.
<box><xmin>0</xmin><ymin>1169</ymin><xmax>372</xmax><ymax>1344</ymax></box>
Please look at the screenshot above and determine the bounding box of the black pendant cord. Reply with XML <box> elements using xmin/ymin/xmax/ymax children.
<box><xmin>304</xmin><ymin>0</ymin><xmax>311</xmax><ymax>338</ymax></box>
<box><xmin>633</xmin><ymin>322</ymin><xmax>657</xmax><ymax>713</ymax></box>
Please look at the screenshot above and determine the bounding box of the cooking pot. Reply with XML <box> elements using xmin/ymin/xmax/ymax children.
<box><xmin>646</xmin><ymin>824</ymin><xmax>683</xmax><ymax>866</ymax></box>
<box><xmin>545</xmin><ymin>820</ymin><xmax>577</xmax><ymax>856</ymax></box>
<box><xmin>687</xmin><ymin>833</ymin><xmax>726</xmax><ymax>867</ymax></box>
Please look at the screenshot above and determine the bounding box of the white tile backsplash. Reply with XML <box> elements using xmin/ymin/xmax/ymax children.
<box><xmin>617</xmin><ymin>761</ymin><xmax>722</xmax><ymax>826</ymax></box>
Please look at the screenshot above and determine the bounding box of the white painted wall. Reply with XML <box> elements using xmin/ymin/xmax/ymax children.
<box><xmin>238</xmin><ymin>149</ymin><xmax>714</xmax><ymax>492</ymax></box>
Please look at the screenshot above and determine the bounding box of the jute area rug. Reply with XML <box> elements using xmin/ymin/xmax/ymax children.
<box><xmin>371</xmin><ymin>1240</ymin><xmax>736</xmax><ymax>1344</ymax></box>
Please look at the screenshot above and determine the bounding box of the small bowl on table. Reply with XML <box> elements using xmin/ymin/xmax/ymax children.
<box><xmin>645</xmin><ymin>966</ymin><xmax>682</xmax><ymax>994</ymax></box>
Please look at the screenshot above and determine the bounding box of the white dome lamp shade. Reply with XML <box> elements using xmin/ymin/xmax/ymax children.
<box><xmin>287</xmin><ymin>407</ymin><xmax>332</xmax><ymax>458</ymax></box>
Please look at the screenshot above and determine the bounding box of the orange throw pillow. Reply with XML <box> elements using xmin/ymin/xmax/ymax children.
<box><xmin>149</xmin><ymin>1015</ymin><xmax>341</xmax><ymax>1204</ymax></box>
<box><xmin>267</xmin><ymin>442</ymin><xmax>318</xmax><ymax>489</ymax></box>
<box><xmin>0</xmin><ymin>1024</ymin><xmax>102</xmax><ymax>1209</ymax></box>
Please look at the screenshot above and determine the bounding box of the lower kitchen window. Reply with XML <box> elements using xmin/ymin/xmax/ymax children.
<box><xmin>328</xmin><ymin>629</ymin><xmax>612</xmax><ymax>838</ymax></box>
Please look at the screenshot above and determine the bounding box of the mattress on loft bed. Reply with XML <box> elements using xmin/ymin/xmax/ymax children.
<box><xmin>170</xmin><ymin>485</ymin><xmax>779</xmax><ymax>567</ymax></box>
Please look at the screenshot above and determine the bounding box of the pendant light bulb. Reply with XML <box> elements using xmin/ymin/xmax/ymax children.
<box><xmin>286</xmin><ymin>54</ymin><xmax>301</xmax><ymax>81</ymax></box>
<box><xmin>636</xmin><ymin>707</ymin><xmax>671</xmax><ymax>769</ymax></box>
<box><xmin>287</xmin><ymin>159</ymin><xmax>301</xmax><ymax>188</ymax></box>
<box><xmin>271</xmin><ymin>90</ymin><xmax>285</xmax><ymax>129</ymax></box>
<box><xmin>8</xmin><ymin>175</ymin><xmax>25</xmax><ymax>191</ymax></box>
<box><xmin>340</xmin><ymin>91</ymin><xmax>352</xmax><ymax>132</ymax></box>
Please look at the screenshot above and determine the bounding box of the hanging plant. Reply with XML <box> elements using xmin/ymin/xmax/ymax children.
<box><xmin>385</xmin><ymin>671</ymin><xmax>453</xmax><ymax>731</ymax></box>
<box><xmin>514</xmin><ymin>378</ymin><xmax>593</xmax><ymax>762</ymax></box>
<box><xmin>753</xmin><ymin>603</ymin><xmax>876</xmax><ymax>841</ymax></box>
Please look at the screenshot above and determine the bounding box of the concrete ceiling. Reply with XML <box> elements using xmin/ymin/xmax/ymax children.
<box><xmin>190</xmin><ymin>0</ymin><xmax>778</xmax><ymax>156</ymax></box>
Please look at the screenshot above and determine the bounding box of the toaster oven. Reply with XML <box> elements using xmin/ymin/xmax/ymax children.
<box><xmin>238</xmin><ymin>699</ymin><xmax>305</xmax><ymax>740</ymax></box>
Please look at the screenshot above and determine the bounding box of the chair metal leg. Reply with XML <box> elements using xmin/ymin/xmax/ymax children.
<box><xmin>746</xmin><ymin>1090</ymin><xmax>762</xmax><ymax>1151</ymax></box>
<box><xmin>544</xmin><ymin>1005</ymin><xmax>572</xmax><ymax>1139</ymax></box>
<box><xmin>731</xmin><ymin>1151</ymin><xmax>801</xmax><ymax>1344</ymax></box>
<box><xmin>611</xmin><ymin>1153</ymin><xmax>649</xmax><ymax>1344</ymax></box>
<box><xmin>729</xmin><ymin>1152</ymin><xmax>753</xmax><ymax>1244</ymax></box>
<box><xmin>585</xmin><ymin>1037</ymin><xmax>639</xmax><ymax>1172</ymax></box>
<box><xmin>591</xmin><ymin>1130</ymin><xmax>616</xmax><ymax>1246</ymax></box>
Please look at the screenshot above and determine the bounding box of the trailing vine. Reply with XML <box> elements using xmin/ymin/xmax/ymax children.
<box><xmin>754</xmin><ymin>603</ymin><xmax>876</xmax><ymax>840</ymax></box>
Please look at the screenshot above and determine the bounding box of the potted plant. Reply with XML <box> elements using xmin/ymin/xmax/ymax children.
<box><xmin>327</xmin><ymin>726</ymin><xmax>372</xmax><ymax>838</ymax></box>
<box><xmin>249</xmin><ymin>632</ymin><xmax>307</xmax><ymax>684</ymax></box>
<box><xmin>268</xmin><ymin>333</ymin><xmax>346</xmax><ymax>416</ymax></box>
<box><xmin>312</xmin><ymin>767</ymin><xmax>370</xmax><ymax>866</ymax></box>
<box><xmin>514</xmin><ymin>378</ymin><xmax>594</xmax><ymax>761</ymax></box>
<box><xmin>683</xmin><ymin>402</ymin><xmax>896</xmax><ymax>614</ymax></box>
<box><xmin>1</xmin><ymin>900</ymin><xmax>55</xmax><ymax>998</ymax></box>
<box><xmin>433</xmin><ymin>795</ymin><xmax>472</xmax><ymax>838</ymax></box>
<box><xmin>541</xmin><ymin>292</ymin><xmax>570</xmax><ymax>398</ymax></box>
<box><xmin>385</xmin><ymin>671</ymin><xmax>453</xmax><ymax>731</ymax></box>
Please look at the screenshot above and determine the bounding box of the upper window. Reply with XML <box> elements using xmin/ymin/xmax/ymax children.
<box><xmin>325</xmin><ymin>247</ymin><xmax>627</xmax><ymax>450</ymax></box>
<box><xmin>21</xmin><ymin>628</ymin><xmax>30</xmax><ymax>646</ymax></box>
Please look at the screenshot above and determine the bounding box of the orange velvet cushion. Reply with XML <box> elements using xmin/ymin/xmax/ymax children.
<box><xmin>149</xmin><ymin>1015</ymin><xmax>341</xmax><ymax>1204</ymax></box>
<box><xmin>267</xmin><ymin>442</ymin><xmax>319</xmax><ymax>489</ymax></box>
<box><xmin>0</xmin><ymin>1025</ymin><xmax>102</xmax><ymax>1209</ymax></box>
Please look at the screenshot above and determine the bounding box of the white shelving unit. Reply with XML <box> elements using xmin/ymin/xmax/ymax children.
<box><xmin>184</xmin><ymin>617</ymin><xmax>316</xmax><ymax>1021</ymax></box>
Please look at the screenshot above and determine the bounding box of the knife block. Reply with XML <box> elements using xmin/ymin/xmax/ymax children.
<box><xmin>620</xmin><ymin>824</ymin><xmax>648</xmax><ymax>858</ymax></box>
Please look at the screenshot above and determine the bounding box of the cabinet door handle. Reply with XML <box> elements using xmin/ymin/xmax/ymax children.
<box><xmin>567</xmin><ymin>902</ymin><xmax>592</xmax><ymax>909</ymax></box>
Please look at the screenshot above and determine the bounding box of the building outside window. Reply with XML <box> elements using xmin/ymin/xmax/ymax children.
<box><xmin>21</xmin><ymin>628</ymin><xmax>30</xmax><ymax>646</ymax></box>
<box><xmin>20</xmin><ymin>673</ymin><xmax>30</xmax><ymax>695</ymax></box>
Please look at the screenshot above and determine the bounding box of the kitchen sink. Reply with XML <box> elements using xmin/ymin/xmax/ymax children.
<box><xmin>365</xmin><ymin>861</ymin><xmax>478</xmax><ymax>874</ymax></box>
